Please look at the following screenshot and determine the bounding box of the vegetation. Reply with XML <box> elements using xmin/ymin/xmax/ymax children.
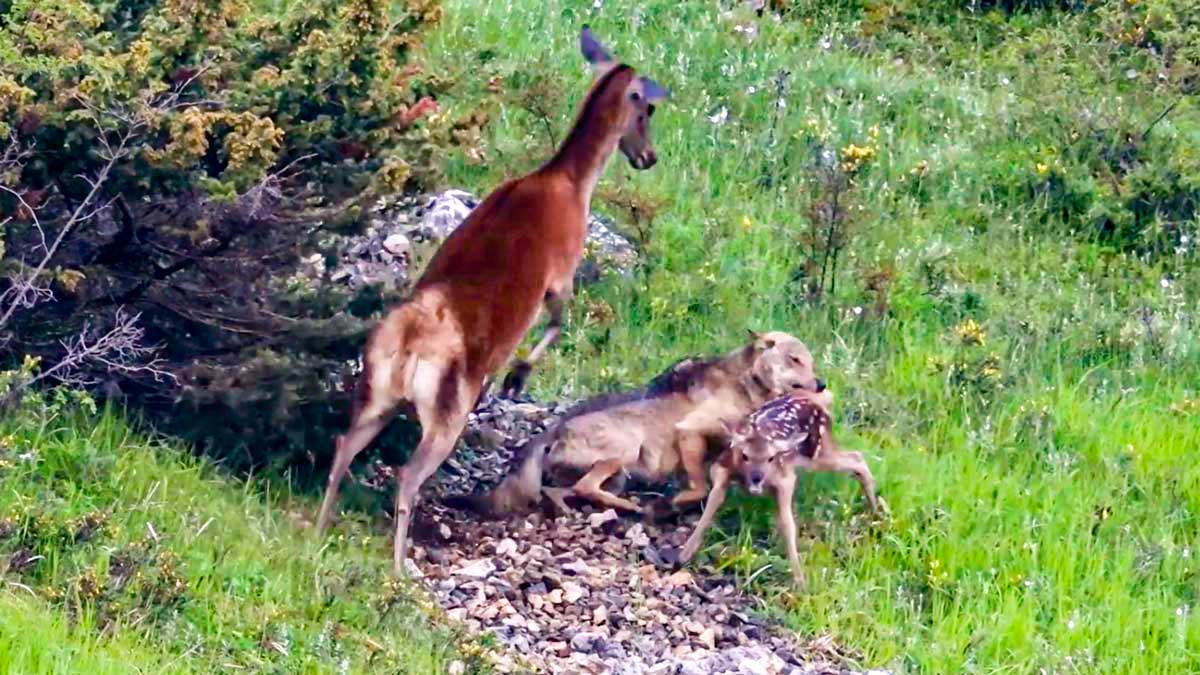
<box><xmin>3</xmin><ymin>0</ymin><xmax>1200</xmax><ymax>673</ymax></box>
<box><xmin>424</xmin><ymin>0</ymin><xmax>1200</xmax><ymax>672</ymax></box>
<box><xmin>0</xmin><ymin>391</ymin><xmax>487</xmax><ymax>673</ymax></box>
<box><xmin>0</xmin><ymin>0</ymin><xmax>479</xmax><ymax>473</ymax></box>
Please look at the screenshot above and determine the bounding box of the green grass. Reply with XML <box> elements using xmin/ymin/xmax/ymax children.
<box><xmin>4</xmin><ymin>1</ymin><xmax>1198</xmax><ymax>673</ymax></box>
<box><xmin>0</xmin><ymin>397</ymin><xmax>486</xmax><ymax>674</ymax></box>
<box><xmin>420</xmin><ymin>1</ymin><xmax>1200</xmax><ymax>672</ymax></box>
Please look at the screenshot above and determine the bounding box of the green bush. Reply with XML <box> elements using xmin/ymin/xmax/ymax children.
<box><xmin>0</xmin><ymin>0</ymin><xmax>481</xmax><ymax>474</ymax></box>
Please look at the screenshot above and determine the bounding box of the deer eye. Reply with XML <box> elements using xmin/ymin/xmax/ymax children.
<box><xmin>647</xmin><ymin>104</ymin><xmax>656</xmax><ymax>117</ymax></box>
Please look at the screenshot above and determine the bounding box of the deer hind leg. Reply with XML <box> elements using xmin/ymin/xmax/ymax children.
<box><xmin>316</xmin><ymin>368</ymin><xmax>400</xmax><ymax>533</ymax></box>
<box><xmin>770</xmin><ymin>472</ymin><xmax>806</xmax><ymax>588</ymax></box>
<box><xmin>679</xmin><ymin>462</ymin><xmax>731</xmax><ymax>564</ymax></box>
<box><xmin>501</xmin><ymin>290</ymin><xmax>567</xmax><ymax>398</ymax></box>
<box><xmin>391</xmin><ymin>359</ymin><xmax>476</xmax><ymax>576</ymax></box>
<box><xmin>814</xmin><ymin>445</ymin><xmax>881</xmax><ymax>513</ymax></box>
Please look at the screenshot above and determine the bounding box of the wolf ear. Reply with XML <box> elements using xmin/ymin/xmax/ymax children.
<box><xmin>719</xmin><ymin>418</ymin><xmax>737</xmax><ymax>437</ymax></box>
<box><xmin>747</xmin><ymin>329</ymin><xmax>775</xmax><ymax>351</ymax></box>
<box><xmin>581</xmin><ymin>26</ymin><xmax>615</xmax><ymax>73</ymax></box>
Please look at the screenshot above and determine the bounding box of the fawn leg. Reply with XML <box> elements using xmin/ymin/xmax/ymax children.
<box><xmin>771</xmin><ymin>472</ymin><xmax>806</xmax><ymax>588</ymax></box>
<box><xmin>679</xmin><ymin>463</ymin><xmax>731</xmax><ymax>564</ymax></box>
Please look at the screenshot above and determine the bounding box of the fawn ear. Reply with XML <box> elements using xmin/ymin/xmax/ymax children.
<box><xmin>581</xmin><ymin>26</ymin><xmax>616</xmax><ymax>73</ymax></box>
<box><xmin>639</xmin><ymin>76</ymin><xmax>669</xmax><ymax>103</ymax></box>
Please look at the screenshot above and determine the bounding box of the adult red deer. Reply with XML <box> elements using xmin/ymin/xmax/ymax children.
<box><xmin>316</xmin><ymin>27</ymin><xmax>669</xmax><ymax>574</ymax></box>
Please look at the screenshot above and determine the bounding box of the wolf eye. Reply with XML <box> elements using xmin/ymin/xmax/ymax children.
<box><xmin>647</xmin><ymin>104</ymin><xmax>656</xmax><ymax>117</ymax></box>
<box><xmin>791</xmin><ymin>355</ymin><xmax>803</xmax><ymax>364</ymax></box>
<box><xmin>630</xmin><ymin>91</ymin><xmax>641</xmax><ymax>102</ymax></box>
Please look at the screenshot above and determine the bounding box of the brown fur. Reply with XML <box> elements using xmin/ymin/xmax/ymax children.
<box><xmin>315</xmin><ymin>28</ymin><xmax>668</xmax><ymax>575</ymax></box>
<box><xmin>678</xmin><ymin>389</ymin><xmax>885</xmax><ymax>588</ymax></box>
<box><xmin>460</xmin><ymin>331</ymin><xmax>827</xmax><ymax>517</ymax></box>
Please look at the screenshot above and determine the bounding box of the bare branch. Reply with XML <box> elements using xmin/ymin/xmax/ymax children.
<box><xmin>1</xmin><ymin>309</ymin><xmax>174</xmax><ymax>408</ymax></box>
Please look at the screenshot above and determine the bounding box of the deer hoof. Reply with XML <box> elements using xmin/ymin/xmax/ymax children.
<box><xmin>499</xmin><ymin>360</ymin><xmax>532</xmax><ymax>396</ymax></box>
<box><xmin>501</xmin><ymin>361</ymin><xmax>532</xmax><ymax>398</ymax></box>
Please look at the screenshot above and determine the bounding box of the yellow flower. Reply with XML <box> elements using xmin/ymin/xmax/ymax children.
<box><xmin>953</xmin><ymin>318</ymin><xmax>987</xmax><ymax>346</ymax></box>
<box><xmin>741</xmin><ymin>216</ymin><xmax>752</xmax><ymax>231</ymax></box>
<box><xmin>1035</xmin><ymin>162</ymin><xmax>1050</xmax><ymax>176</ymax></box>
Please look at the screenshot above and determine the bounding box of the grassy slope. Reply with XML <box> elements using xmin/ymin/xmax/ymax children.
<box><xmin>424</xmin><ymin>1</ymin><xmax>1200</xmax><ymax>672</ymax></box>
<box><xmin>0</xmin><ymin>400</ymin><xmax>485</xmax><ymax>674</ymax></box>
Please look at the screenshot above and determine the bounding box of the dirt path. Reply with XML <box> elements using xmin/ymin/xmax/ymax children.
<box><xmin>400</xmin><ymin>397</ymin><xmax>885</xmax><ymax>675</ymax></box>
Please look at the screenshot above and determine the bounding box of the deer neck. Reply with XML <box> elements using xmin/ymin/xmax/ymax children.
<box><xmin>543</xmin><ymin>67</ymin><xmax>632</xmax><ymax>207</ymax></box>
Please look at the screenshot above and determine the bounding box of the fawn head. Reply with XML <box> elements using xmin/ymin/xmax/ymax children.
<box><xmin>581</xmin><ymin>26</ymin><xmax>668</xmax><ymax>170</ymax></box>
<box><xmin>723</xmin><ymin>416</ymin><xmax>805</xmax><ymax>495</ymax></box>
<box><xmin>723</xmin><ymin>392</ymin><xmax>831</xmax><ymax>495</ymax></box>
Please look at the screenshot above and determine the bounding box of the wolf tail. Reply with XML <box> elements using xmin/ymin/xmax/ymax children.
<box><xmin>444</xmin><ymin>426</ymin><xmax>558</xmax><ymax>517</ymax></box>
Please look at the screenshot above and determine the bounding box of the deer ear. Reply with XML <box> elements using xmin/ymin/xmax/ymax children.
<box><xmin>580</xmin><ymin>26</ymin><xmax>615</xmax><ymax>70</ymax></box>
<box><xmin>639</xmin><ymin>76</ymin><xmax>669</xmax><ymax>103</ymax></box>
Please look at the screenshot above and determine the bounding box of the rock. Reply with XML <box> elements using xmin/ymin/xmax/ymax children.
<box><xmin>562</xmin><ymin>581</ymin><xmax>586</xmax><ymax>603</ymax></box>
<box><xmin>495</xmin><ymin>538</ymin><xmax>518</xmax><ymax>558</ymax></box>
<box><xmin>562</xmin><ymin>559</ymin><xmax>593</xmax><ymax>576</ymax></box>
<box><xmin>740</xmin><ymin>659</ymin><xmax>770</xmax><ymax>675</ymax></box>
<box><xmin>382</xmin><ymin>232</ymin><xmax>411</xmax><ymax>258</ymax></box>
<box><xmin>589</xmin><ymin>509</ymin><xmax>619</xmax><ymax>529</ymax></box>
<box><xmin>665</xmin><ymin>570</ymin><xmax>694</xmax><ymax>587</ymax></box>
<box><xmin>453</xmin><ymin>558</ymin><xmax>496</xmax><ymax>579</ymax></box>
<box><xmin>571</xmin><ymin>631</ymin><xmax>606</xmax><ymax>654</ymax></box>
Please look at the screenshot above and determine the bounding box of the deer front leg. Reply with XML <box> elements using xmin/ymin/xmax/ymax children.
<box><xmin>771</xmin><ymin>471</ymin><xmax>806</xmax><ymax>588</ymax></box>
<box><xmin>679</xmin><ymin>462</ymin><xmax>731</xmax><ymax>565</ymax></box>
<box><xmin>501</xmin><ymin>290</ymin><xmax>566</xmax><ymax>398</ymax></box>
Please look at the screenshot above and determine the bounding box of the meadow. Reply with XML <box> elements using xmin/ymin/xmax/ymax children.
<box><xmin>3</xmin><ymin>0</ymin><xmax>1199</xmax><ymax>673</ymax></box>
<box><xmin>424</xmin><ymin>1</ymin><xmax>1200</xmax><ymax>671</ymax></box>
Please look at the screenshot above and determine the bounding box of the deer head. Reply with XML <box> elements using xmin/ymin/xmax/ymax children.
<box><xmin>580</xmin><ymin>26</ymin><xmax>668</xmax><ymax>170</ymax></box>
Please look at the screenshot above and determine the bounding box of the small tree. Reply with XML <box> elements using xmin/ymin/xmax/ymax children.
<box><xmin>0</xmin><ymin>0</ymin><xmax>482</xmax><ymax>473</ymax></box>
